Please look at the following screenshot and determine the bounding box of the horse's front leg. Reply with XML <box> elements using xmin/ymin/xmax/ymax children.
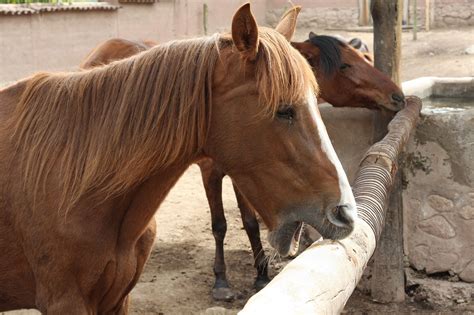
<box><xmin>198</xmin><ymin>159</ymin><xmax>234</xmax><ymax>301</ymax></box>
<box><xmin>103</xmin><ymin>295</ymin><xmax>129</xmax><ymax>315</ymax></box>
<box><xmin>232</xmin><ymin>183</ymin><xmax>270</xmax><ymax>291</ymax></box>
<box><xmin>101</xmin><ymin>218</ymin><xmax>157</xmax><ymax>315</ymax></box>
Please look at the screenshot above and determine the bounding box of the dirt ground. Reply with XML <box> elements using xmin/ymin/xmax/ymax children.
<box><xmin>3</xmin><ymin>27</ymin><xmax>473</xmax><ymax>315</ymax></box>
<box><xmin>127</xmin><ymin>27</ymin><xmax>474</xmax><ymax>315</ymax></box>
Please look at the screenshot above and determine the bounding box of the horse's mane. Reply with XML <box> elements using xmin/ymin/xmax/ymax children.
<box><xmin>307</xmin><ymin>34</ymin><xmax>345</xmax><ymax>76</ymax></box>
<box><xmin>8</xmin><ymin>28</ymin><xmax>317</xmax><ymax>211</ymax></box>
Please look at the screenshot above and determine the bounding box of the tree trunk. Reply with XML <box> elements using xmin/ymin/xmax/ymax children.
<box><xmin>239</xmin><ymin>97</ymin><xmax>422</xmax><ymax>314</ymax></box>
<box><xmin>371</xmin><ymin>0</ymin><xmax>403</xmax><ymax>85</ymax></box>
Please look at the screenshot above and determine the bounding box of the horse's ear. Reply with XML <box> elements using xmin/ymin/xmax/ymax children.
<box><xmin>275</xmin><ymin>6</ymin><xmax>301</xmax><ymax>41</ymax></box>
<box><xmin>232</xmin><ymin>3</ymin><xmax>259</xmax><ymax>60</ymax></box>
<box><xmin>309</xmin><ymin>31</ymin><xmax>318</xmax><ymax>40</ymax></box>
<box><xmin>291</xmin><ymin>42</ymin><xmax>319</xmax><ymax>62</ymax></box>
<box><xmin>348</xmin><ymin>38</ymin><xmax>363</xmax><ymax>50</ymax></box>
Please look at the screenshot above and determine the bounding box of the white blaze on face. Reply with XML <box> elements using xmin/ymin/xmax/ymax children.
<box><xmin>307</xmin><ymin>90</ymin><xmax>357</xmax><ymax>221</ymax></box>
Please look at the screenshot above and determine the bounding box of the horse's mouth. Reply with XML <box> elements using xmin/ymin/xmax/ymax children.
<box><xmin>288</xmin><ymin>222</ymin><xmax>305</xmax><ymax>256</ymax></box>
<box><xmin>267</xmin><ymin>221</ymin><xmax>305</xmax><ymax>257</ymax></box>
<box><xmin>268</xmin><ymin>205</ymin><xmax>356</xmax><ymax>257</ymax></box>
<box><xmin>377</xmin><ymin>98</ymin><xmax>406</xmax><ymax>112</ymax></box>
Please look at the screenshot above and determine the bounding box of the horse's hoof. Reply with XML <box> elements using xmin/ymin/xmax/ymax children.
<box><xmin>254</xmin><ymin>277</ymin><xmax>270</xmax><ymax>291</ymax></box>
<box><xmin>212</xmin><ymin>287</ymin><xmax>234</xmax><ymax>301</ymax></box>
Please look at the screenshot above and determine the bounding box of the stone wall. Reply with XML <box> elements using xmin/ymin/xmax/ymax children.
<box><xmin>266</xmin><ymin>6</ymin><xmax>359</xmax><ymax>31</ymax></box>
<box><xmin>305</xmin><ymin>78</ymin><xmax>474</xmax><ymax>287</ymax></box>
<box><xmin>402</xmin><ymin>78</ymin><xmax>474</xmax><ymax>283</ymax></box>
<box><xmin>324</xmin><ymin>77</ymin><xmax>474</xmax><ymax>306</ymax></box>
<box><xmin>433</xmin><ymin>0</ymin><xmax>474</xmax><ymax>27</ymax></box>
<box><xmin>406</xmin><ymin>0</ymin><xmax>474</xmax><ymax>28</ymax></box>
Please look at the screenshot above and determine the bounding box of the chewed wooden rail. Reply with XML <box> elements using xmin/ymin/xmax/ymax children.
<box><xmin>239</xmin><ymin>96</ymin><xmax>422</xmax><ymax>315</ymax></box>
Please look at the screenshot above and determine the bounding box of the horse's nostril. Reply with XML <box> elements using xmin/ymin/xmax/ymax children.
<box><xmin>391</xmin><ymin>93</ymin><xmax>405</xmax><ymax>103</ymax></box>
<box><xmin>390</xmin><ymin>93</ymin><xmax>406</xmax><ymax>110</ymax></box>
<box><xmin>336</xmin><ymin>205</ymin><xmax>355</xmax><ymax>225</ymax></box>
<box><xmin>326</xmin><ymin>204</ymin><xmax>357</xmax><ymax>228</ymax></box>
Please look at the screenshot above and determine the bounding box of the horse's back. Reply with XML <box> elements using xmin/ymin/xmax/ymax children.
<box><xmin>80</xmin><ymin>38</ymin><xmax>155</xmax><ymax>69</ymax></box>
<box><xmin>0</xmin><ymin>80</ymin><xmax>26</xmax><ymax>120</ymax></box>
<box><xmin>0</xmin><ymin>79</ymin><xmax>27</xmax><ymax>168</ymax></box>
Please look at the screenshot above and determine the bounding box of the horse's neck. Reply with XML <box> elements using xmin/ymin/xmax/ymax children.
<box><xmin>115</xmin><ymin>163</ymin><xmax>189</xmax><ymax>246</ymax></box>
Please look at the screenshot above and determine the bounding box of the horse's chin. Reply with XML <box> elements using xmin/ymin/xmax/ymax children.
<box><xmin>377</xmin><ymin>101</ymin><xmax>404</xmax><ymax>112</ymax></box>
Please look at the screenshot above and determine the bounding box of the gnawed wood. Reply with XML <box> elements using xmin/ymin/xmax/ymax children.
<box><xmin>239</xmin><ymin>96</ymin><xmax>422</xmax><ymax>314</ymax></box>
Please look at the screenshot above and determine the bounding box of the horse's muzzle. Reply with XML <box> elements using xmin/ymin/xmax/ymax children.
<box><xmin>391</xmin><ymin>92</ymin><xmax>406</xmax><ymax>111</ymax></box>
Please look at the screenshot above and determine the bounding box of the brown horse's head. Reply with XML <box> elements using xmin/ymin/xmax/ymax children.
<box><xmin>292</xmin><ymin>32</ymin><xmax>405</xmax><ymax>111</ymax></box>
<box><xmin>204</xmin><ymin>4</ymin><xmax>356</xmax><ymax>256</ymax></box>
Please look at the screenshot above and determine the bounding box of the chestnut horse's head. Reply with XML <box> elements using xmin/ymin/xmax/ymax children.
<box><xmin>204</xmin><ymin>4</ymin><xmax>356</xmax><ymax>256</ymax></box>
<box><xmin>292</xmin><ymin>32</ymin><xmax>405</xmax><ymax>111</ymax></box>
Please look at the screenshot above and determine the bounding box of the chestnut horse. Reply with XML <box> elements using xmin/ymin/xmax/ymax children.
<box><xmin>80</xmin><ymin>8</ymin><xmax>404</xmax><ymax>302</ymax></box>
<box><xmin>79</xmin><ymin>6</ymin><xmax>404</xmax><ymax>302</ymax></box>
<box><xmin>293</xmin><ymin>31</ymin><xmax>405</xmax><ymax>110</ymax></box>
<box><xmin>0</xmin><ymin>4</ymin><xmax>356</xmax><ymax>313</ymax></box>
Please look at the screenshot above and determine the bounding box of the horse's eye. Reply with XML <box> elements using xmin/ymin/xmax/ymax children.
<box><xmin>340</xmin><ymin>63</ymin><xmax>351</xmax><ymax>70</ymax></box>
<box><xmin>276</xmin><ymin>106</ymin><xmax>296</xmax><ymax>121</ymax></box>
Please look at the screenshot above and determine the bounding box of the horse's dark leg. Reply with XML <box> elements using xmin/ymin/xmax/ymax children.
<box><xmin>198</xmin><ymin>159</ymin><xmax>234</xmax><ymax>301</ymax></box>
<box><xmin>232</xmin><ymin>183</ymin><xmax>270</xmax><ymax>291</ymax></box>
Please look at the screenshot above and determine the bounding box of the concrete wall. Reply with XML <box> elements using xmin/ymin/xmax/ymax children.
<box><xmin>1</xmin><ymin>0</ymin><xmax>473</xmax><ymax>83</ymax></box>
<box><xmin>0</xmin><ymin>0</ymin><xmax>266</xmax><ymax>83</ymax></box>
<box><xmin>0</xmin><ymin>0</ymin><xmax>360</xmax><ymax>83</ymax></box>
<box><xmin>0</xmin><ymin>11</ymin><xmax>118</xmax><ymax>83</ymax></box>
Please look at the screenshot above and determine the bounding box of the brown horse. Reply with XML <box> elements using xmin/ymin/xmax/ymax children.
<box><xmin>0</xmin><ymin>4</ymin><xmax>356</xmax><ymax>313</ymax></box>
<box><xmin>79</xmin><ymin>7</ymin><xmax>404</xmax><ymax>302</ymax></box>
<box><xmin>202</xmin><ymin>30</ymin><xmax>406</xmax><ymax>300</ymax></box>
<box><xmin>293</xmin><ymin>31</ymin><xmax>405</xmax><ymax>110</ymax></box>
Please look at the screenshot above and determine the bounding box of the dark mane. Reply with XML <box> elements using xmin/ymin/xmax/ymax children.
<box><xmin>307</xmin><ymin>35</ymin><xmax>346</xmax><ymax>76</ymax></box>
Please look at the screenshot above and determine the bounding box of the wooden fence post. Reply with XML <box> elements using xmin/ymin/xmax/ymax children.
<box><xmin>358</xmin><ymin>0</ymin><xmax>371</xmax><ymax>26</ymax></box>
<box><xmin>370</xmin><ymin>0</ymin><xmax>406</xmax><ymax>303</ymax></box>
<box><xmin>425</xmin><ymin>0</ymin><xmax>431</xmax><ymax>31</ymax></box>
